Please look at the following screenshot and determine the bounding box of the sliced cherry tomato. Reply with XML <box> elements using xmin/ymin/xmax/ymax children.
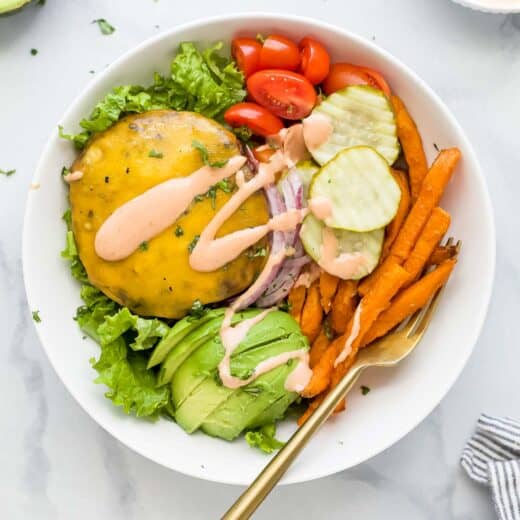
<box><xmin>358</xmin><ymin>66</ymin><xmax>391</xmax><ymax>97</ymax></box>
<box><xmin>247</xmin><ymin>70</ymin><xmax>317</xmax><ymax>120</ymax></box>
<box><xmin>323</xmin><ymin>63</ymin><xmax>372</xmax><ymax>95</ymax></box>
<box><xmin>259</xmin><ymin>34</ymin><xmax>300</xmax><ymax>71</ymax></box>
<box><xmin>224</xmin><ymin>102</ymin><xmax>284</xmax><ymax>137</ymax></box>
<box><xmin>252</xmin><ymin>146</ymin><xmax>276</xmax><ymax>163</ymax></box>
<box><xmin>299</xmin><ymin>37</ymin><xmax>330</xmax><ymax>85</ymax></box>
<box><xmin>231</xmin><ymin>37</ymin><xmax>262</xmax><ymax>78</ymax></box>
<box><xmin>323</xmin><ymin>63</ymin><xmax>391</xmax><ymax>96</ymax></box>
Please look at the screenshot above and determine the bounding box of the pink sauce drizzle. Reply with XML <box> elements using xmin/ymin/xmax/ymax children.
<box><xmin>335</xmin><ymin>303</ymin><xmax>363</xmax><ymax>366</ymax></box>
<box><xmin>309</xmin><ymin>195</ymin><xmax>333</xmax><ymax>220</ymax></box>
<box><xmin>303</xmin><ymin>113</ymin><xmax>334</xmax><ymax>151</ymax></box>
<box><xmin>95</xmin><ymin>156</ymin><xmax>246</xmax><ymax>261</ymax></box>
<box><xmin>316</xmin><ymin>227</ymin><xmax>368</xmax><ymax>279</ymax></box>
<box><xmin>64</xmin><ymin>170</ymin><xmax>84</xmax><ymax>183</ymax></box>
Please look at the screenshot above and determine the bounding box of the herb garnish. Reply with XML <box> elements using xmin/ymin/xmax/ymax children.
<box><xmin>30</xmin><ymin>49</ymin><xmax>38</xmax><ymax>56</ymax></box>
<box><xmin>61</xmin><ymin>166</ymin><xmax>71</xmax><ymax>177</ymax></box>
<box><xmin>206</xmin><ymin>178</ymin><xmax>233</xmax><ymax>209</ymax></box>
<box><xmin>189</xmin><ymin>299</ymin><xmax>206</xmax><ymax>319</ymax></box>
<box><xmin>324</xmin><ymin>320</ymin><xmax>334</xmax><ymax>340</ymax></box>
<box><xmin>192</xmin><ymin>140</ymin><xmax>228</xmax><ymax>168</ymax></box>
<box><xmin>92</xmin><ymin>18</ymin><xmax>116</xmax><ymax>35</ymax></box>
<box><xmin>361</xmin><ymin>385</ymin><xmax>371</xmax><ymax>395</ymax></box>
<box><xmin>0</xmin><ymin>168</ymin><xmax>16</xmax><ymax>177</ymax></box>
<box><xmin>148</xmin><ymin>149</ymin><xmax>163</xmax><ymax>159</ymax></box>
<box><xmin>174</xmin><ymin>225</ymin><xmax>184</xmax><ymax>237</ymax></box>
<box><xmin>246</xmin><ymin>245</ymin><xmax>267</xmax><ymax>259</ymax></box>
<box><xmin>188</xmin><ymin>235</ymin><xmax>200</xmax><ymax>253</ymax></box>
<box><xmin>32</xmin><ymin>310</ymin><xmax>41</xmax><ymax>323</ymax></box>
<box><xmin>231</xmin><ymin>125</ymin><xmax>253</xmax><ymax>144</ymax></box>
<box><xmin>139</xmin><ymin>241</ymin><xmax>149</xmax><ymax>251</ymax></box>
<box><xmin>433</xmin><ymin>142</ymin><xmax>440</xmax><ymax>152</ymax></box>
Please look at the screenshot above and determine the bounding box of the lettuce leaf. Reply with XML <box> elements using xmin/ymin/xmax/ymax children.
<box><xmin>245</xmin><ymin>423</ymin><xmax>285</xmax><ymax>454</ymax></box>
<box><xmin>60</xmin><ymin>41</ymin><xmax>245</xmax><ymax>148</ymax></box>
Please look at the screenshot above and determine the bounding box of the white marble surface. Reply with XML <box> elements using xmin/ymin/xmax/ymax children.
<box><xmin>0</xmin><ymin>0</ymin><xmax>518</xmax><ymax>518</ymax></box>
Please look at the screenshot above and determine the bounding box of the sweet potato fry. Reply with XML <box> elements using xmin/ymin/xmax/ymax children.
<box><xmin>331</xmin><ymin>262</ymin><xmax>411</xmax><ymax>392</ymax></box>
<box><xmin>403</xmin><ymin>207</ymin><xmax>451</xmax><ymax>283</ymax></box>
<box><xmin>302</xmin><ymin>337</ymin><xmax>342</xmax><ymax>397</ymax></box>
<box><xmin>382</xmin><ymin>169</ymin><xmax>411</xmax><ymax>258</ymax></box>
<box><xmin>362</xmin><ymin>258</ymin><xmax>457</xmax><ymax>346</ymax></box>
<box><xmin>319</xmin><ymin>272</ymin><xmax>340</xmax><ymax>314</ymax></box>
<box><xmin>391</xmin><ymin>95</ymin><xmax>428</xmax><ymax>200</ymax></box>
<box><xmin>426</xmin><ymin>244</ymin><xmax>458</xmax><ymax>267</ymax></box>
<box><xmin>309</xmin><ymin>328</ymin><xmax>331</xmax><ymax>368</ymax></box>
<box><xmin>330</xmin><ymin>280</ymin><xmax>358</xmax><ymax>334</ymax></box>
<box><xmin>298</xmin><ymin>394</ymin><xmax>325</xmax><ymax>426</ymax></box>
<box><xmin>300</xmin><ymin>281</ymin><xmax>323</xmax><ymax>343</ymax></box>
<box><xmin>288</xmin><ymin>285</ymin><xmax>306</xmax><ymax>325</ymax></box>
<box><xmin>391</xmin><ymin>148</ymin><xmax>460</xmax><ymax>262</ymax></box>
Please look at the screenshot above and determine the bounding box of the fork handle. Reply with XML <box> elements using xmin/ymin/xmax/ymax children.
<box><xmin>221</xmin><ymin>366</ymin><xmax>363</xmax><ymax>520</ymax></box>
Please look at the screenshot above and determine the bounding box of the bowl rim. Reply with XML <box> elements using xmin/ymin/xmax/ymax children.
<box><xmin>23</xmin><ymin>11</ymin><xmax>496</xmax><ymax>485</ymax></box>
<box><xmin>451</xmin><ymin>0</ymin><xmax>520</xmax><ymax>13</ymax></box>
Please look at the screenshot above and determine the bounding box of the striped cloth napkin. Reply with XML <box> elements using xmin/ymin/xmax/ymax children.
<box><xmin>461</xmin><ymin>414</ymin><xmax>520</xmax><ymax>520</ymax></box>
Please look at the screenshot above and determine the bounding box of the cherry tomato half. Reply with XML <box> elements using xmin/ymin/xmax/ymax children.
<box><xmin>259</xmin><ymin>34</ymin><xmax>300</xmax><ymax>71</ymax></box>
<box><xmin>358</xmin><ymin>66</ymin><xmax>391</xmax><ymax>97</ymax></box>
<box><xmin>231</xmin><ymin>37</ymin><xmax>262</xmax><ymax>78</ymax></box>
<box><xmin>323</xmin><ymin>63</ymin><xmax>391</xmax><ymax>96</ymax></box>
<box><xmin>224</xmin><ymin>102</ymin><xmax>284</xmax><ymax>137</ymax></box>
<box><xmin>299</xmin><ymin>37</ymin><xmax>330</xmax><ymax>85</ymax></box>
<box><xmin>247</xmin><ymin>70</ymin><xmax>317</xmax><ymax>120</ymax></box>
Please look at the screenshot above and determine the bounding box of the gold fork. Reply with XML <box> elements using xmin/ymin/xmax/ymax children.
<box><xmin>222</xmin><ymin>239</ymin><xmax>460</xmax><ymax>519</ymax></box>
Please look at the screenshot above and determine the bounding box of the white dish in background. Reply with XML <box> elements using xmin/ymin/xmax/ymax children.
<box><xmin>451</xmin><ymin>0</ymin><xmax>520</xmax><ymax>13</ymax></box>
<box><xmin>23</xmin><ymin>13</ymin><xmax>495</xmax><ymax>485</ymax></box>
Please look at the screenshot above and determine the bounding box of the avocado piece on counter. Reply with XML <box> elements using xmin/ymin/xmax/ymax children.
<box><xmin>69</xmin><ymin>110</ymin><xmax>269</xmax><ymax>319</ymax></box>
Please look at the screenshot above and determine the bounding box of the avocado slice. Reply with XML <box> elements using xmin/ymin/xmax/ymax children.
<box><xmin>147</xmin><ymin>309</ymin><xmax>224</xmax><ymax>368</ymax></box>
<box><xmin>201</xmin><ymin>361</ymin><xmax>298</xmax><ymax>441</ymax></box>
<box><xmin>0</xmin><ymin>0</ymin><xmax>32</xmax><ymax>15</ymax></box>
<box><xmin>157</xmin><ymin>309</ymin><xmax>259</xmax><ymax>386</ymax></box>
<box><xmin>248</xmin><ymin>393</ymin><xmax>297</xmax><ymax>430</ymax></box>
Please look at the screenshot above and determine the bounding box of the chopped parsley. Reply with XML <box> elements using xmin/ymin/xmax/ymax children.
<box><xmin>188</xmin><ymin>299</ymin><xmax>206</xmax><ymax>319</ymax></box>
<box><xmin>61</xmin><ymin>166</ymin><xmax>71</xmax><ymax>177</ymax></box>
<box><xmin>148</xmin><ymin>149</ymin><xmax>163</xmax><ymax>159</ymax></box>
<box><xmin>232</xmin><ymin>125</ymin><xmax>253</xmax><ymax>143</ymax></box>
<box><xmin>188</xmin><ymin>235</ymin><xmax>200</xmax><ymax>253</ymax></box>
<box><xmin>174</xmin><ymin>225</ymin><xmax>184</xmax><ymax>237</ymax></box>
<box><xmin>32</xmin><ymin>310</ymin><xmax>41</xmax><ymax>323</ymax></box>
<box><xmin>192</xmin><ymin>140</ymin><xmax>228</xmax><ymax>168</ymax></box>
<box><xmin>361</xmin><ymin>385</ymin><xmax>371</xmax><ymax>396</ymax></box>
<box><xmin>30</xmin><ymin>48</ymin><xmax>38</xmax><ymax>56</ymax></box>
<box><xmin>0</xmin><ymin>168</ymin><xmax>16</xmax><ymax>177</ymax></box>
<box><xmin>246</xmin><ymin>245</ymin><xmax>267</xmax><ymax>259</ymax></box>
<box><xmin>324</xmin><ymin>320</ymin><xmax>334</xmax><ymax>340</ymax></box>
<box><xmin>92</xmin><ymin>18</ymin><xmax>116</xmax><ymax>35</ymax></box>
<box><xmin>37</xmin><ymin>0</ymin><xmax>46</xmax><ymax>5</ymax></box>
<box><xmin>433</xmin><ymin>142</ymin><xmax>440</xmax><ymax>152</ymax></box>
<box><xmin>104</xmin><ymin>176</ymin><xmax>110</xmax><ymax>183</ymax></box>
<box><xmin>139</xmin><ymin>241</ymin><xmax>149</xmax><ymax>251</ymax></box>
<box><xmin>206</xmin><ymin>178</ymin><xmax>233</xmax><ymax>209</ymax></box>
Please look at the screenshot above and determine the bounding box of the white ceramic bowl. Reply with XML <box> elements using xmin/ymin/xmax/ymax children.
<box><xmin>23</xmin><ymin>13</ymin><xmax>495</xmax><ymax>485</ymax></box>
<box><xmin>451</xmin><ymin>0</ymin><xmax>520</xmax><ymax>13</ymax></box>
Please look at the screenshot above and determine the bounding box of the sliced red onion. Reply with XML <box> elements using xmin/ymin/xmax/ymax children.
<box><xmin>243</xmin><ymin>144</ymin><xmax>259</xmax><ymax>173</ymax></box>
<box><xmin>256</xmin><ymin>255</ymin><xmax>311</xmax><ymax>307</ymax></box>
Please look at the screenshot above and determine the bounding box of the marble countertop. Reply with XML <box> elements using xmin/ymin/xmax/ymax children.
<box><xmin>1</xmin><ymin>0</ymin><xmax>518</xmax><ymax>518</ymax></box>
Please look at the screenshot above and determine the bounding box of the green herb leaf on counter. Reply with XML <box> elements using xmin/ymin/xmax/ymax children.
<box><xmin>30</xmin><ymin>49</ymin><xmax>38</xmax><ymax>56</ymax></box>
<box><xmin>59</xmin><ymin>42</ymin><xmax>245</xmax><ymax>149</ymax></box>
<box><xmin>92</xmin><ymin>18</ymin><xmax>116</xmax><ymax>36</ymax></box>
<box><xmin>245</xmin><ymin>423</ymin><xmax>285</xmax><ymax>454</ymax></box>
<box><xmin>361</xmin><ymin>385</ymin><xmax>371</xmax><ymax>395</ymax></box>
<box><xmin>0</xmin><ymin>168</ymin><xmax>16</xmax><ymax>177</ymax></box>
<box><xmin>148</xmin><ymin>149</ymin><xmax>163</xmax><ymax>159</ymax></box>
<box><xmin>32</xmin><ymin>310</ymin><xmax>41</xmax><ymax>323</ymax></box>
